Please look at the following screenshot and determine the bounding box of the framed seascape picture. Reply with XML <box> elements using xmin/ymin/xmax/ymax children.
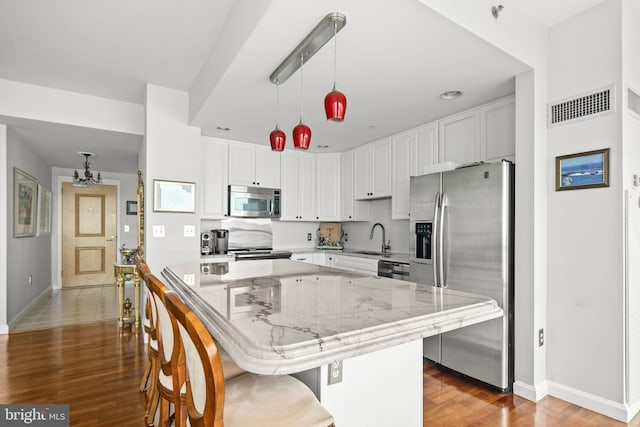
<box><xmin>153</xmin><ymin>179</ymin><xmax>196</xmax><ymax>213</ymax></box>
<box><xmin>37</xmin><ymin>184</ymin><xmax>52</xmax><ymax>236</ymax></box>
<box><xmin>556</xmin><ymin>148</ymin><xmax>610</xmax><ymax>191</ymax></box>
<box><xmin>13</xmin><ymin>168</ymin><xmax>38</xmax><ymax>238</ymax></box>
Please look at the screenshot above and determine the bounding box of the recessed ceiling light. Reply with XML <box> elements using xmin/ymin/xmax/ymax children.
<box><xmin>440</xmin><ymin>90</ymin><xmax>463</xmax><ymax>100</ymax></box>
<box><xmin>317</xmin><ymin>145</ymin><xmax>329</xmax><ymax>149</ymax></box>
<box><xmin>216</xmin><ymin>126</ymin><xmax>230</xmax><ymax>131</ymax></box>
<box><xmin>368</xmin><ymin>125</ymin><xmax>377</xmax><ymax>129</ymax></box>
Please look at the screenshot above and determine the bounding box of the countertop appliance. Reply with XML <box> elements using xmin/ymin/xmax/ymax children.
<box><xmin>377</xmin><ymin>260</ymin><xmax>409</xmax><ymax>281</ymax></box>
<box><xmin>200</xmin><ymin>231</ymin><xmax>214</xmax><ymax>255</ymax></box>
<box><xmin>228</xmin><ymin>185</ymin><xmax>280</xmax><ymax>218</ymax></box>
<box><xmin>212</xmin><ymin>229</ymin><xmax>229</xmax><ymax>254</ymax></box>
<box><xmin>409</xmin><ymin>160</ymin><xmax>514</xmax><ymax>392</ymax></box>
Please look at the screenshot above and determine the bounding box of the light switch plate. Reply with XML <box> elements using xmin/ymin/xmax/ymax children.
<box><xmin>184</xmin><ymin>225</ymin><xmax>196</xmax><ymax>237</ymax></box>
<box><xmin>183</xmin><ymin>274</ymin><xmax>195</xmax><ymax>285</ymax></box>
<box><xmin>152</xmin><ymin>225</ymin><xmax>165</xmax><ymax>238</ymax></box>
<box><xmin>124</xmin><ymin>225</ymin><xmax>130</xmax><ymax>232</ymax></box>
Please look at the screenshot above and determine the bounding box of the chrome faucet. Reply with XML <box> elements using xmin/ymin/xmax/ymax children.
<box><xmin>370</xmin><ymin>223</ymin><xmax>391</xmax><ymax>254</ymax></box>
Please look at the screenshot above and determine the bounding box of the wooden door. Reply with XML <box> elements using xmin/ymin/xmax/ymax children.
<box><xmin>62</xmin><ymin>183</ymin><xmax>117</xmax><ymax>287</ymax></box>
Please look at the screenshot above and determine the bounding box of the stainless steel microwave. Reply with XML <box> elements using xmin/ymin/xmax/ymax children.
<box><xmin>228</xmin><ymin>185</ymin><xmax>281</xmax><ymax>218</ymax></box>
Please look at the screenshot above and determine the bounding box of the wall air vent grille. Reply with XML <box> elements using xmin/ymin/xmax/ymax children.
<box><xmin>548</xmin><ymin>85</ymin><xmax>615</xmax><ymax>127</ymax></box>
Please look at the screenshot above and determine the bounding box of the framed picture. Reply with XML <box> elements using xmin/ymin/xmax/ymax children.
<box><xmin>13</xmin><ymin>167</ymin><xmax>38</xmax><ymax>238</ymax></box>
<box><xmin>126</xmin><ymin>201</ymin><xmax>137</xmax><ymax>215</ymax></box>
<box><xmin>37</xmin><ymin>184</ymin><xmax>52</xmax><ymax>236</ymax></box>
<box><xmin>153</xmin><ymin>179</ymin><xmax>196</xmax><ymax>213</ymax></box>
<box><xmin>556</xmin><ymin>148</ymin><xmax>610</xmax><ymax>191</ymax></box>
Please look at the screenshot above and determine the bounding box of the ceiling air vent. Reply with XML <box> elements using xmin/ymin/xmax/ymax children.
<box><xmin>548</xmin><ymin>85</ymin><xmax>615</xmax><ymax>127</ymax></box>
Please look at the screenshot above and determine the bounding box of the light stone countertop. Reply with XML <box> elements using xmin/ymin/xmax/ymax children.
<box><xmin>162</xmin><ymin>259</ymin><xmax>502</xmax><ymax>375</ymax></box>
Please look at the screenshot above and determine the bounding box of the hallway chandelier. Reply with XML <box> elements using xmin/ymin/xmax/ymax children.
<box><xmin>73</xmin><ymin>152</ymin><xmax>102</xmax><ymax>188</ymax></box>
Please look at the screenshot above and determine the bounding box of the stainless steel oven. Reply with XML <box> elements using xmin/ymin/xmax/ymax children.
<box><xmin>228</xmin><ymin>185</ymin><xmax>280</xmax><ymax>218</ymax></box>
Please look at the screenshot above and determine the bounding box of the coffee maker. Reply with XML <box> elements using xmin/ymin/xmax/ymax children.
<box><xmin>212</xmin><ymin>229</ymin><xmax>229</xmax><ymax>254</ymax></box>
<box><xmin>200</xmin><ymin>231</ymin><xmax>214</xmax><ymax>255</ymax></box>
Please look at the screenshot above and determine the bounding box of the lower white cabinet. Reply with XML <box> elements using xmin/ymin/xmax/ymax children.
<box><xmin>331</xmin><ymin>255</ymin><xmax>378</xmax><ymax>275</ymax></box>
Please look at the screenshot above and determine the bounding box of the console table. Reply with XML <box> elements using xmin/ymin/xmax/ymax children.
<box><xmin>113</xmin><ymin>264</ymin><xmax>140</xmax><ymax>328</ymax></box>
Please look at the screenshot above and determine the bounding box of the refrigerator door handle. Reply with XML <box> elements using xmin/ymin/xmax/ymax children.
<box><xmin>432</xmin><ymin>192</ymin><xmax>441</xmax><ymax>287</ymax></box>
<box><xmin>439</xmin><ymin>192</ymin><xmax>448</xmax><ymax>287</ymax></box>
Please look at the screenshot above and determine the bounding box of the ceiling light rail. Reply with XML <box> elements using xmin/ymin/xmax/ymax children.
<box><xmin>269</xmin><ymin>12</ymin><xmax>346</xmax><ymax>85</ymax></box>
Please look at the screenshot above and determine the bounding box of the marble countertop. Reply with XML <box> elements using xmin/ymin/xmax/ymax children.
<box><xmin>162</xmin><ymin>259</ymin><xmax>502</xmax><ymax>375</ymax></box>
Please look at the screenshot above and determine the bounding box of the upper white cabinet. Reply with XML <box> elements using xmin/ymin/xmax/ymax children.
<box><xmin>228</xmin><ymin>142</ymin><xmax>281</xmax><ymax>188</ymax></box>
<box><xmin>438</xmin><ymin>110</ymin><xmax>481</xmax><ymax>165</ymax></box>
<box><xmin>438</xmin><ymin>95</ymin><xmax>515</xmax><ymax>166</ymax></box>
<box><xmin>281</xmin><ymin>151</ymin><xmax>316</xmax><ymax>221</ymax></box>
<box><xmin>341</xmin><ymin>150</ymin><xmax>369</xmax><ymax>221</ymax></box>
<box><xmin>480</xmin><ymin>96</ymin><xmax>515</xmax><ymax>163</ymax></box>
<box><xmin>391</xmin><ymin>122</ymin><xmax>438</xmax><ymax>219</ymax></box>
<box><xmin>316</xmin><ymin>154</ymin><xmax>341</xmax><ymax>221</ymax></box>
<box><xmin>354</xmin><ymin>139</ymin><xmax>392</xmax><ymax>200</ymax></box>
<box><xmin>201</xmin><ymin>137</ymin><xmax>229</xmax><ymax>219</ymax></box>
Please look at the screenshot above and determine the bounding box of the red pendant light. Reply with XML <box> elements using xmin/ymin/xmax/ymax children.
<box><xmin>293</xmin><ymin>52</ymin><xmax>311</xmax><ymax>149</ymax></box>
<box><xmin>269</xmin><ymin>82</ymin><xmax>286</xmax><ymax>151</ymax></box>
<box><xmin>324</xmin><ymin>20</ymin><xmax>346</xmax><ymax>121</ymax></box>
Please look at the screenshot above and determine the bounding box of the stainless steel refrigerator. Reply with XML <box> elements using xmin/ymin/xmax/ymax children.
<box><xmin>409</xmin><ymin>161</ymin><xmax>514</xmax><ymax>392</ymax></box>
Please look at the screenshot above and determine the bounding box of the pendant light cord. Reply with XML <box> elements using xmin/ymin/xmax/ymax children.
<box><xmin>333</xmin><ymin>20</ymin><xmax>338</xmax><ymax>90</ymax></box>
<box><xmin>299</xmin><ymin>52</ymin><xmax>304</xmax><ymax>122</ymax></box>
<box><xmin>275</xmin><ymin>81</ymin><xmax>280</xmax><ymax>128</ymax></box>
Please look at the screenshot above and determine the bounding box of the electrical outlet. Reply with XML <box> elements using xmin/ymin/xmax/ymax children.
<box><xmin>152</xmin><ymin>225</ymin><xmax>165</xmax><ymax>237</ymax></box>
<box><xmin>328</xmin><ymin>360</ymin><xmax>343</xmax><ymax>385</ymax></box>
<box><xmin>28</xmin><ymin>274</ymin><xmax>32</xmax><ymax>285</ymax></box>
<box><xmin>183</xmin><ymin>274</ymin><xmax>195</xmax><ymax>285</ymax></box>
<box><xmin>307</xmin><ymin>233</ymin><xmax>312</xmax><ymax>241</ymax></box>
<box><xmin>538</xmin><ymin>328</ymin><xmax>544</xmax><ymax>347</ymax></box>
<box><xmin>124</xmin><ymin>225</ymin><xmax>130</xmax><ymax>232</ymax></box>
<box><xmin>344</xmin><ymin>233</ymin><xmax>349</xmax><ymax>242</ymax></box>
<box><xmin>184</xmin><ymin>225</ymin><xmax>196</xmax><ymax>237</ymax></box>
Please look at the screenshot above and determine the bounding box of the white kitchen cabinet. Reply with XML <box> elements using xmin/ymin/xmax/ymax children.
<box><xmin>438</xmin><ymin>110</ymin><xmax>481</xmax><ymax>165</ymax></box>
<box><xmin>391</xmin><ymin>122</ymin><xmax>438</xmax><ymax>219</ymax></box>
<box><xmin>291</xmin><ymin>252</ymin><xmax>314</xmax><ymax>263</ymax></box>
<box><xmin>340</xmin><ymin>150</ymin><xmax>369</xmax><ymax>221</ymax></box>
<box><xmin>312</xmin><ymin>252</ymin><xmax>327</xmax><ymax>266</ymax></box>
<box><xmin>480</xmin><ymin>95</ymin><xmax>515</xmax><ymax>162</ymax></box>
<box><xmin>316</xmin><ymin>154</ymin><xmax>341</xmax><ymax>221</ymax></box>
<box><xmin>201</xmin><ymin>136</ymin><xmax>229</xmax><ymax>219</ymax></box>
<box><xmin>281</xmin><ymin>151</ymin><xmax>316</xmax><ymax>221</ymax></box>
<box><xmin>332</xmin><ymin>254</ymin><xmax>378</xmax><ymax>275</ymax></box>
<box><xmin>354</xmin><ymin>139</ymin><xmax>392</xmax><ymax>200</ymax></box>
<box><xmin>228</xmin><ymin>142</ymin><xmax>281</xmax><ymax>188</ymax></box>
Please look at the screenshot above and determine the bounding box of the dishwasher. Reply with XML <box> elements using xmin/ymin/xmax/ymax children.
<box><xmin>377</xmin><ymin>260</ymin><xmax>410</xmax><ymax>281</ymax></box>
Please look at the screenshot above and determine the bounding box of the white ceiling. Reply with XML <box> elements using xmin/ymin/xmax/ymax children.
<box><xmin>0</xmin><ymin>0</ymin><xmax>606</xmax><ymax>173</ymax></box>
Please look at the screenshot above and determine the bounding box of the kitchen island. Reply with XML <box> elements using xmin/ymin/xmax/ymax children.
<box><xmin>162</xmin><ymin>259</ymin><xmax>502</xmax><ymax>427</ymax></box>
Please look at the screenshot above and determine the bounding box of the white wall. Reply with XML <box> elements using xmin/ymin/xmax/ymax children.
<box><xmin>546</xmin><ymin>0</ymin><xmax>625</xmax><ymax>410</ymax></box>
<box><xmin>6</xmin><ymin>128</ymin><xmax>52</xmax><ymax>325</ymax></box>
<box><xmin>0</xmin><ymin>125</ymin><xmax>7</xmax><ymax>333</ymax></box>
<box><xmin>144</xmin><ymin>84</ymin><xmax>202</xmax><ymax>273</ymax></box>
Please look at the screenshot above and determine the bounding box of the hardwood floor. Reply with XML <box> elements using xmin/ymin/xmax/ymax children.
<box><xmin>0</xmin><ymin>321</ymin><xmax>638</xmax><ymax>426</ymax></box>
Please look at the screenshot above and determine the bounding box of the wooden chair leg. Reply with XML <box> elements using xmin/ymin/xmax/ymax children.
<box><xmin>139</xmin><ymin>340</ymin><xmax>152</xmax><ymax>392</ymax></box>
<box><xmin>145</xmin><ymin>354</ymin><xmax>160</xmax><ymax>426</ymax></box>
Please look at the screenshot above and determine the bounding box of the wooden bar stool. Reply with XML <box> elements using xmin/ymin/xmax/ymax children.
<box><xmin>164</xmin><ymin>292</ymin><xmax>336</xmax><ymax>427</ymax></box>
<box><xmin>134</xmin><ymin>256</ymin><xmax>153</xmax><ymax>394</ymax></box>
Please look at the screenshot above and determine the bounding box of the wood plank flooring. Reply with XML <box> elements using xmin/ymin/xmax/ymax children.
<box><xmin>0</xmin><ymin>320</ymin><xmax>637</xmax><ymax>426</ymax></box>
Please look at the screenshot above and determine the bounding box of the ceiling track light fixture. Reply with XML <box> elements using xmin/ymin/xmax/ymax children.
<box><xmin>293</xmin><ymin>52</ymin><xmax>311</xmax><ymax>149</ymax></box>
<box><xmin>491</xmin><ymin>5</ymin><xmax>504</xmax><ymax>19</ymax></box>
<box><xmin>269</xmin><ymin>12</ymin><xmax>346</xmax><ymax>85</ymax></box>
<box><xmin>269</xmin><ymin>81</ymin><xmax>286</xmax><ymax>151</ymax></box>
<box><xmin>73</xmin><ymin>152</ymin><xmax>102</xmax><ymax>188</ymax></box>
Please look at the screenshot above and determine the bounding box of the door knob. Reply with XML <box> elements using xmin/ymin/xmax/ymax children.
<box><xmin>106</xmin><ymin>235</ymin><xmax>116</xmax><ymax>242</ymax></box>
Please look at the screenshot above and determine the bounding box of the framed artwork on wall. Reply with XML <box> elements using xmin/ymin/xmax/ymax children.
<box><xmin>153</xmin><ymin>179</ymin><xmax>196</xmax><ymax>213</ymax></box>
<box><xmin>556</xmin><ymin>148</ymin><xmax>610</xmax><ymax>191</ymax></box>
<box><xmin>126</xmin><ymin>200</ymin><xmax>137</xmax><ymax>215</ymax></box>
<box><xmin>37</xmin><ymin>184</ymin><xmax>52</xmax><ymax>236</ymax></box>
<box><xmin>13</xmin><ymin>167</ymin><xmax>38</xmax><ymax>238</ymax></box>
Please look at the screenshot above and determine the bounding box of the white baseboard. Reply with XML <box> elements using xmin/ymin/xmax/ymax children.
<box><xmin>628</xmin><ymin>397</ymin><xmax>640</xmax><ymax>423</ymax></box>
<box><xmin>547</xmin><ymin>381</ymin><xmax>629</xmax><ymax>422</ymax></box>
<box><xmin>513</xmin><ymin>380</ymin><xmax>548</xmax><ymax>402</ymax></box>
<box><xmin>8</xmin><ymin>286</ymin><xmax>52</xmax><ymax>329</ymax></box>
<box><xmin>0</xmin><ymin>324</ymin><xmax>8</xmax><ymax>335</ymax></box>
